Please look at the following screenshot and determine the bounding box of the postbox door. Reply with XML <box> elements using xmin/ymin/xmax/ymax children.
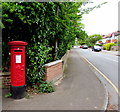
<box><xmin>11</xmin><ymin>47</ymin><xmax>26</xmax><ymax>86</ymax></box>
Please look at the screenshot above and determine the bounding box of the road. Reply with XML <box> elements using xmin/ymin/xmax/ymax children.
<box><xmin>75</xmin><ymin>48</ymin><xmax>118</xmax><ymax>109</ymax></box>
<box><xmin>77</xmin><ymin>48</ymin><xmax>118</xmax><ymax>88</ymax></box>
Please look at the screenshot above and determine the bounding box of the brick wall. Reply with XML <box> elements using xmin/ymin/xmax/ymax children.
<box><xmin>1</xmin><ymin>56</ymin><xmax>68</xmax><ymax>87</ymax></box>
<box><xmin>1</xmin><ymin>60</ymin><xmax>63</xmax><ymax>88</ymax></box>
<box><xmin>0</xmin><ymin>72</ymin><xmax>10</xmax><ymax>89</ymax></box>
<box><xmin>44</xmin><ymin>60</ymin><xmax>63</xmax><ymax>82</ymax></box>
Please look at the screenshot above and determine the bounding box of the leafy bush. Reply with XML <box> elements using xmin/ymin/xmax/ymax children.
<box><xmin>103</xmin><ymin>47</ymin><xmax>106</xmax><ymax>50</ymax></box>
<box><xmin>103</xmin><ymin>43</ymin><xmax>116</xmax><ymax>50</ymax></box>
<box><xmin>26</xmin><ymin>41</ymin><xmax>53</xmax><ymax>86</ymax></box>
<box><xmin>38</xmin><ymin>82</ymin><xmax>54</xmax><ymax>93</ymax></box>
<box><xmin>96</xmin><ymin>44</ymin><xmax>102</xmax><ymax>46</ymax></box>
<box><xmin>31</xmin><ymin>81</ymin><xmax>54</xmax><ymax>93</ymax></box>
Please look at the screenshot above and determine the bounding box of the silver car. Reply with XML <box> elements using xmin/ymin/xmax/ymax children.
<box><xmin>82</xmin><ymin>45</ymin><xmax>88</xmax><ymax>49</ymax></box>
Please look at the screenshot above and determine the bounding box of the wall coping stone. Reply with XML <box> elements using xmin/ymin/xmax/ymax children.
<box><xmin>44</xmin><ymin>60</ymin><xmax>63</xmax><ymax>67</ymax></box>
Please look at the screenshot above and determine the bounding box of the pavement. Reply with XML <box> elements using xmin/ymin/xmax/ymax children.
<box><xmin>2</xmin><ymin>49</ymin><xmax>108</xmax><ymax>110</ymax></box>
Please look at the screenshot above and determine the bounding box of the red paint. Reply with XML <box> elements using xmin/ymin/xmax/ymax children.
<box><xmin>8</xmin><ymin>41</ymin><xmax>28</xmax><ymax>86</ymax></box>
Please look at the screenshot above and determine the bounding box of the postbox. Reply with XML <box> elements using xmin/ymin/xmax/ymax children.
<box><xmin>8</xmin><ymin>41</ymin><xmax>28</xmax><ymax>99</ymax></box>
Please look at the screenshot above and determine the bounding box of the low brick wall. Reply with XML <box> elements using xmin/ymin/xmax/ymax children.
<box><xmin>1</xmin><ymin>51</ymin><xmax>69</xmax><ymax>88</ymax></box>
<box><xmin>44</xmin><ymin>60</ymin><xmax>63</xmax><ymax>82</ymax></box>
<box><xmin>0</xmin><ymin>72</ymin><xmax>10</xmax><ymax>89</ymax></box>
<box><xmin>1</xmin><ymin>60</ymin><xmax>63</xmax><ymax>88</ymax></box>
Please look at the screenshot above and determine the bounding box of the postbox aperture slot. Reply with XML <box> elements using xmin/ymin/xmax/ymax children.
<box><xmin>14</xmin><ymin>50</ymin><xmax>22</xmax><ymax>52</ymax></box>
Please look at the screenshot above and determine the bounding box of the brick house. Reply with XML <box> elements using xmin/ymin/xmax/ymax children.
<box><xmin>97</xmin><ymin>31</ymin><xmax>120</xmax><ymax>44</ymax></box>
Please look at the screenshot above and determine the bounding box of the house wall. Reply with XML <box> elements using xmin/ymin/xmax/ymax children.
<box><xmin>101</xmin><ymin>31</ymin><xmax>119</xmax><ymax>44</ymax></box>
<box><xmin>112</xmin><ymin>39</ymin><xmax>117</xmax><ymax>43</ymax></box>
<box><xmin>106</xmin><ymin>40</ymin><xmax>111</xmax><ymax>44</ymax></box>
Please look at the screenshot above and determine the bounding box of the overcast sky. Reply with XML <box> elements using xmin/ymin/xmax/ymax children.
<box><xmin>81</xmin><ymin>0</ymin><xmax>119</xmax><ymax>36</ymax></box>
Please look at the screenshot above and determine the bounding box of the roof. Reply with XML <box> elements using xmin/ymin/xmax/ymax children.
<box><xmin>102</xmin><ymin>31</ymin><xmax>120</xmax><ymax>39</ymax></box>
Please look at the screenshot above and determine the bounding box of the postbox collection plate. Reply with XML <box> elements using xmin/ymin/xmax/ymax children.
<box><xmin>16</xmin><ymin>55</ymin><xmax>21</xmax><ymax>63</ymax></box>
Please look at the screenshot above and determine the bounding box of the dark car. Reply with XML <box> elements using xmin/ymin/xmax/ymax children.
<box><xmin>92</xmin><ymin>45</ymin><xmax>101</xmax><ymax>52</ymax></box>
<box><xmin>82</xmin><ymin>45</ymin><xmax>88</xmax><ymax>49</ymax></box>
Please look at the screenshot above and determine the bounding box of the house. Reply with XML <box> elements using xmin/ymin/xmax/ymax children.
<box><xmin>96</xmin><ymin>31</ymin><xmax>120</xmax><ymax>45</ymax></box>
<box><xmin>111</xmin><ymin>31</ymin><xmax>120</xmax><ymax>43</ymax></box>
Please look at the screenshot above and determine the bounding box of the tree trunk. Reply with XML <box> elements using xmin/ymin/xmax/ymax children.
<box><xmin>54</xmin><ymin>6</ymin><xmax>59</xmax><ymax>60</ymax></box>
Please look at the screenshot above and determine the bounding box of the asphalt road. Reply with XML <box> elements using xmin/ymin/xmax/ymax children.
<box><xmin>76</xmin><ymin>48</ymin><xmax>118</xmax><ymax>88</ymax></box>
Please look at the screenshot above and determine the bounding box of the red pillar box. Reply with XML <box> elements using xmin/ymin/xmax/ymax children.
<box><xmin>8</xmin><ymin>41</ymin><xmax>28</xmax><ymax>99</ymax></box>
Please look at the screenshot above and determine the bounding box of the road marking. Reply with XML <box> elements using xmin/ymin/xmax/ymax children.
<box><xmin>77</xmin><ymin>52</ymin><xmax>120</xmax><ymax>96</ymax></box>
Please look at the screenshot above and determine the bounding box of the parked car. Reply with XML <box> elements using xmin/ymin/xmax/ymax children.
<box><xmin>82</xmin><ymin>45</ymin><xmax>88</xmax><ymax>49</ymax></box>
<box><xmin>92</xmin><ymin>45</ymin><xmax>101</xmax><ymax>52</ymax></box>
<box><xmin>80</xmin><ymin>45</ymin><xmax>83</xmax><ymax>48</ymax></box>
<box><xmin>73</xmin><ymin>46</ymin><xmax>79</xmax><ymax>48</ymax></box>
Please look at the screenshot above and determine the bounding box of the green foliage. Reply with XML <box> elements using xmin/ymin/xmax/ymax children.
<box><xmin>26</xmin><ymin>41</ymin><xmax>52</xmax><ymax>86</ymax></box>
<box><xmin>31</xmin><ymin>81</ymin><xmax>54</xmax><ymax>93</ymax></box>
<box><xmin>103</xmin><ymin>43</ymin><xmax>116</xmax><ymax>50</ymax></box>
<box><xmin>4</xmin><ymin>92</ymin><xmax>12</xmax><ymax>98</ymax></box>
<box><xmin>96</xmin><ymin>44</ymin><xmax>102</xmax><ymax>46</ymax></box>
<box><xmin>77</xmin><ymin>33</ymin><xmax>102</xmax><ymax>47</ymax></box>
<box><xmin>77</xmin><ymin>30</ymin><xmax>88</xmax><ymax>45</ymax></box>
<box><xmin>38</xmin><ymin>82</ymin><xmax>54</xmax><ymax>93</ymax></box>
<box><xmin>86</xmin><ymin>34</ymin><xmax>102</xmax><ymax>47</ymax></box>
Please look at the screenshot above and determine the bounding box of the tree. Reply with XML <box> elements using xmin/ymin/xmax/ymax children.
<box><xmin>77</xmin><ymin>30</ymin><xmax>88</xmax><ymax>45</ymax></box>
<box><xmin>86</xmin><ymin>34</ymin><xmax>102</xmax><ymax>47</ymax></box>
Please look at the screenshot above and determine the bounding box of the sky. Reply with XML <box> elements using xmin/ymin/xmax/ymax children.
<box><xmin>81</xmin><ymin>0</ymin><xmax>119</xmax><ymax>36</ymax></box>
